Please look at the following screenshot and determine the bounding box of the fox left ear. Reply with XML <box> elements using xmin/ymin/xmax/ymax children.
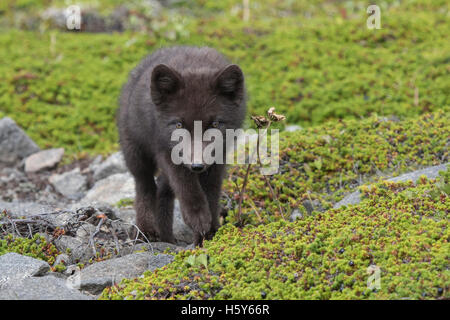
<box><xmin>214</xmin><ymin>65</ymin><xmax>244</xmax><ymax>103</ymax></box>
<box><xmin>151</xmin><ymin>64</ymin><xmax>184</xmax><ymax>105</ymax></box>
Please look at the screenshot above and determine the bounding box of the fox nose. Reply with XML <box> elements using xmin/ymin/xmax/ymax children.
<box><xmin>191</xmin><ymin>163</ymin><xmax>205</xmax><ymax>173</ymax></box>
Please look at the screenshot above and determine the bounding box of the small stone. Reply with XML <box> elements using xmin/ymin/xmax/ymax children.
<box><xmin>49</xmin><ymin>168</ymin><xmax>87</xmax><ymax>200</ymax></box>
<box><xmin>285</xmin><ymin>124</ymin><xmax>302</xmax><ymax>132</ymax></box>
<box><xmin>302</xmin><ymin>200</ymin><xmax>323</xmax><ymax>215</ymax></box>
<box><xmin>75</xmin><ymin>223</ymin><xmax>97</xmax><ymax>240</ymax></box>
<box><xmin>53</xmin><ymin>235</ymin><xmax>93</xmax><ymax>263</ymax></box>
<box><xmin>289</xmin><ymin>208</ymin><xmax>303</xmax><ymax>222</ymax></box>
<box><xmin>54</xmin><ymin>253</ymin><xmax>70</xmax><ymax>266</ymax></box>
<box><xmin>92</xmin><ymin>152</ymin><xmax>127</xmax><ymax>182</ymax></box>
<box><xmin>24</xmin><ymin>148</ymin><xmax>64</xmax><ymax>173</ymax></box>
<box><xmin>81</xmin><ymin>172</ymin><xmax>135</xmax><ymax>206</ymax></box>
<box><xmin>0</xmin><ymin>117</ymin><xmax>40</xmax><ymax>164</ymax></box>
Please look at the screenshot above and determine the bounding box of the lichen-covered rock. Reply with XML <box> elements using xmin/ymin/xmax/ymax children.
<box><xmin>334</xmin><ymin>163</ymin><xmax>449</xmax><ymax>209</ymax></box>
<box><xmin>0</xmin><ymin>117</ymin><xmax>40</xmax><ymax>164</ymax></box>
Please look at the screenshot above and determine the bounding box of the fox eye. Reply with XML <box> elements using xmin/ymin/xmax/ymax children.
<box><xmin>175</xmin><ymin>122</ymin><xmax>183</xmax><ymax>129</ymax></box>
<box><xmin>211</xmin><ymin>121</ymin><xmax>220</xmax><ymax>128</ymax></box>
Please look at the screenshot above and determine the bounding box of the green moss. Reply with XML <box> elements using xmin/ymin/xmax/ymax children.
<box><xmin>101</xmin><ymin>169</ymin><xmax>449</xmax><ymax>300</ymax></box>
<box><xmin>224</xmin><ymin>110</ymin><xmax>449</xmax><ymax>225</ymax></box>
<box><xmin>116</xmin><ymin>198</ymin><xmax>135</xmax><ymax>208</ymax></box>
<box><xmin>0</xmin><ymin>233</ymin><xmax>61</xmax><ymax>266</ymax></box>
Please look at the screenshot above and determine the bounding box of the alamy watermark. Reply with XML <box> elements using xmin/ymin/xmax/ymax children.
<box><xmin>170</xmin><ymin>121</ymin><xmax>280</xmax><ymax>175</ymax></box>
<box><xmin>66</xmin><ymin>5</ymin><xmax>81</xmax><ymax>30</ymax></box>
<box><xmin>367</xmin><ymin>5</ymin><xmax>381</xmax><ymax>29</ymax></box>
<box><xmin>367</xmin><ymin>265</ymin><xmax>381</xmax><ymax>290</ymax></box>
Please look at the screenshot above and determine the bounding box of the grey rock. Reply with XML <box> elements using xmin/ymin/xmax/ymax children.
<box><xmin>0</xmin><ymin>117</ymin><xmax>40</xmax><ymax>164</ymax></box>
<box><xmin>334</xmin><ymin>191</ymin><xmax>361</xmax><ymax>209</ymax></box>
<box><xmin>0</xmin><ymin>203</ymin><xmax>84</xmax><ymax>231</ymax></box>
<box><xmin>0</xmin><ymin>253</ymin><xmax>50</xmax><ymax>287</ymax></box>
<box><xmin>54</xmin><ymin>253</ymin><xmax>70</xmax><ymax>266</ymax></box>
<box><xmin>49</xmin><ymin>168</ymin><xmax>87</xmax><ymax>200</ymax></box>
<box><xmin>75</xmin><ymin>223</ymin><xmax>97</xmax><ymax>240</ymax></box>
<box><xmin>90</xmin><ymin>155</ymin><xmax>103</xmax><ymax>168</ymax></box>
<box><xmin>302</xmin><ymin>200</ymin><xmax>323</xmax><ymax>215</ymax></box>
<box><xmin>132</xmin><ymin>242</ymin><xmax>184</xmax><ymax>254</ymax></box>
<box><xmin>53</xmin><ymin>235</ymin><xmax>93</xmax><ymax>263</ymax></box>
<box><xmin>0</xmin><ymin>167</ymin><xmax>26</xmax><ymax>183</ymax></box>
<box><xmin>115</xmin><ymin>208</ymin><xmax>136</xmax><ymax>224</ymax></box>
<box><xmin>47</xmin><ymin>211</ymin><xmax>77</xmax><ymax>229</ymax></box>
<box><xmin>93</xmin><ymin>152</ymin><xmax>127</xmax><ymax>182</ymax></box>
<box><xmin>285</xmin><ymin>124</ymin><xmax>302</xmax><ymax>132</ymax></box>
<box><xmin>173</xmin><ymin>200</ymin><xmax>194</xmax><ymax>243</ymax></box>
<box><xmin>334</xmin><ymin>163</ymin><xmax>449</xmax><ymax>209</ymax></box>
<box><xmin>147</xmin><ymin>253</ymin><xmax>174</xmax><ymax>272</ymax></box>
<box><xmin>289</xmin><ymin>209</ymin><xmax>303</xmax><ymax>222</ymax></box>
<box><xmin>77</xmin><ymin>252</ymin><xmax>152</xmax><ymax>294</ymax></box>
<box><xmin>41</xmin><ymin>8</ymin><xmax>67</xmax><ymax>29</ymax></box>
<box><xmin>388</xmin><ymin>163</ymin><xmax>448</xmax><ymax>183</ymax></box>
<box><xmin>24</xmin><ymin>148</ymin><xmax>64</xmax><ymax>173</ymax></box>
<box><xmin>0</xmin><ymin>201</ymin><xmax>55</xmax><ymax>217</ymax></box>
<box><xmin>81</xmin><ymin>172</ymin><xmax>135</xmax><ymax>206</ymax></box>
<box><xmin>0</xmin><ymin>275</ymin><xmax>93</xmax><ymax>300</ymax></box>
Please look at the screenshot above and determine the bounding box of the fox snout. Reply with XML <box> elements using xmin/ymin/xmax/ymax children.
<box><xmin>188</xmin><ymin>163</ymin><xmax>208</xmax><ymax>173</ymax></box>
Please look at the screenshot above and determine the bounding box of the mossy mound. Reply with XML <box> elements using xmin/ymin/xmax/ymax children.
<box><xmin>0</xmin><ymin>233</ymin><xmax>61</xmax><ymax>266</ymax></box>
<box><xmin>224</xmin><ymin>109</ymin><xmax>449</xmax><ymax>225</ymax></box>
<box><xmin>101</xmin><ymin>167</ymin><xmax>449</xmax><ymax>300</ymax></box>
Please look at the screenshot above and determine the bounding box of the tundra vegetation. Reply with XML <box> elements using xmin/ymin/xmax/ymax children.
<box><xmin>0</xmin><ymin>0</ymin><xmax>448</xmax><ymax>299</ymax></box>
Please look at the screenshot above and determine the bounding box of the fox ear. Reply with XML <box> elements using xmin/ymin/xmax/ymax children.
<box><xmin>214</xmin><ymin>64</ymin><xmax>244</xmax><ymax>103</ymax></box>
<box><xmin>151</xmin><ymin>64</ymin><xmax>183</xmax><ymax>104</ymax></box>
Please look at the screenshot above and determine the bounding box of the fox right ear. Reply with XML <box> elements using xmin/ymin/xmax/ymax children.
<box><xmin>214</xmin><ymin>64</ymin><xmax>245</xmax><ymax>103</ymax></box>
<box><xmin>151</xmin><ymin>64</ymin><xmax>183</xmax><ymax>104</ymax></box>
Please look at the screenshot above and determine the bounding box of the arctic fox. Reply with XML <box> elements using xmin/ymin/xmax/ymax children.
<box><xmin>118</xmin><ymin>46</ymin><xmax>246</xmax><ymax>245</ymax></box>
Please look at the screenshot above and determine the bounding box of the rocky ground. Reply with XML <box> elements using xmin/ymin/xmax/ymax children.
<box><xmin>1</xmin><ymin>116</ymin><xmax>448</xmax><ymax>299</ymax></box>
<box><xmin>0</xmin><ymin>117</ymin><xmax>195</xmax><ymax>299</ymax></box>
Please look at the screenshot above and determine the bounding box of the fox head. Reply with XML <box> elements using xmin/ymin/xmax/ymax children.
<box><xmin>150</xmin><ymin>63</ymin><xmax>246</xmax><ymax>173</ymax></box>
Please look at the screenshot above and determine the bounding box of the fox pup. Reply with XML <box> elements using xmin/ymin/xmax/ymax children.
<box><xmin>118</xmin><ymin>46</ymin><xmax>246</xmax><ymax>245</ymax></box>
